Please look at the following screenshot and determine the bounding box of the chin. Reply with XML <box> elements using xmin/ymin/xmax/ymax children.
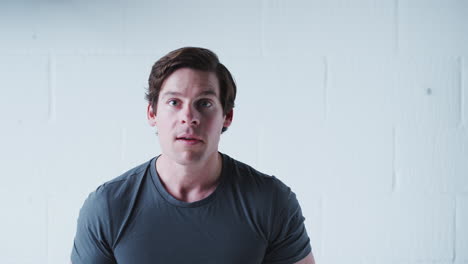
<box><xmin>172</xmin><ymin>149</ymin><xmax>219</xmax><ymax>165</ymax></box>
<box><xmin>173</xmin><ymin>151</ymin><xmax>205</xmax><ymax>164</ymax></box>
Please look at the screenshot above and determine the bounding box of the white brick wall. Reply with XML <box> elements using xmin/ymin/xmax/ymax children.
<box><xmin>0</xmin><ymin>1</ymin><xmax>467</xmax><ymax>263</ymax></box>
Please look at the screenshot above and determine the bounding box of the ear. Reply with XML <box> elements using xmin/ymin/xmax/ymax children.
<box><xmin>223</xmin><ymin>109</ymin><xmax>234</xmax><ymax>128</ymax></box>
<box><xmin>147</xmin><ymin>104</ymin><xmax>157</xmax><ymax>127</ymax></box>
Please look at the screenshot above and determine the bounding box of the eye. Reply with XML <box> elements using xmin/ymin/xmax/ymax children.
<box><xmin>168</xmin><ymin>99</ymin><xmax>179</xmax><ymax>106</ymax></box>
<box><xmin>198</xmin><ymin>99</ymin><xmax>213</xmax><ymax>108</ymax></box>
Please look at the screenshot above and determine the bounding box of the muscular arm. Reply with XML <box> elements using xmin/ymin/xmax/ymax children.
<box><xmin>294</xmin><ymin>252</ymin><xmax>315</xmax><ymax>264</ymax></box>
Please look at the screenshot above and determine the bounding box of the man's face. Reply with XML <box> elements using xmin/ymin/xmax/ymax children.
<box><xmin>147</xmin><ymin>68</ymin><xmax>233</xmax><ymax>165</ymax></box>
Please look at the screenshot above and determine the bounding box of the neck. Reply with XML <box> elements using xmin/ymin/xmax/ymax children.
<box><xmin>155</xmin><ymin>152</ymin><xmax>223</xmax><ymax>203</ymax></box>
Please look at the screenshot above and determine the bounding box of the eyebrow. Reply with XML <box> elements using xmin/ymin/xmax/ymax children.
<box><xmin>161</xmin><ymin>89</ymin><xmax>218</xmax><ymax>98</ymax></box>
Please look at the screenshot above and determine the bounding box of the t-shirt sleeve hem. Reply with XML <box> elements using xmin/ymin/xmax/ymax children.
<box><xmin>263</xmin><ymin>245</ymin><xmax>312</xmax><ymax>264</ymax></box>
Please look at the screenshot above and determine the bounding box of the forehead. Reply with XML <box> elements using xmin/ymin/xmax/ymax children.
<box><xmin>160</xmin><ymin>68</ymin><xmax>220</xmax><ymax>97</ymax></box>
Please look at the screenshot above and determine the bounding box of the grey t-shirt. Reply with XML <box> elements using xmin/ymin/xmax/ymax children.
<box><xmin>71</xmin><ymin>153</ymin><xmax>311</xmax><ymax>264</ymax></box>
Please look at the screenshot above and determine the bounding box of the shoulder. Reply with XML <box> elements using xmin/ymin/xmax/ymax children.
<box><xmin>221</xmin><ymin>153</ymin><xmax>304</xmax><ymax>242</ymax></box>
<box><xmin>223</xmin><ymin>153</ymin><xmax>293</xmax><ymax>201</ymax></box>
<box><xmin>76</xmin><ymin>158</ymin><xmax>154</xmax><ymax>247</ymax></box>
<box><xmin>222</xmin><ymin>153</ymin><xmax>297</xmax><ymax>223</ymax></box>
<box><xmin>72</xmin><ymin>160</ymin><xmax>154</xmax><ymax>261</ymax></box>
<box><xmin>78</xmin><ymin>158</ymin><xmax>153</xmax><ymax>229</ymax></box>
<box><xmin>87</xmin><ymin>158</ymin><xmax>152</xmax><ymax>203</ymax></box>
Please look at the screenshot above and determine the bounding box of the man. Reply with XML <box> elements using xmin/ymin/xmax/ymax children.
<box><xmin>71</xmin><ymin>47</ymin><xmax>315</xmax><ymax>264</ymax></box>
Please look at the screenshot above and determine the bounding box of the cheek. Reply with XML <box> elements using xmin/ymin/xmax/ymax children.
<box><xmin>208</xmin><ymin>116</ymin><xmax>226</xmax><ymax>131</ymax></box>
<box><xmin>155</xmin><ymin>116</ymin><xmax>174</xmax><ymax>134</ymax></box>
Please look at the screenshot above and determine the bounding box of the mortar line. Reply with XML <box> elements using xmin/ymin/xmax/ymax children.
<box><xmin>260</xmin><ymin>0</ymin><xmax>267</xmax><ymax>58</ymax></box>
<box><xmin>319</xmin><ymin>194</ymin><xmax>324</xmax><ymax>258</ymax></box>
<box><xmin>391</xmin><ymin>126</ymin><xmax>397</xmax><ymax>192</ymax></box>
<box><xmin>320</xmin><ymin>195</ymin><xmax>325</xmax><ymax>257</ymax></box>
<box><xmin>394</xmin><ymin>0</ymin><xmax>399</xmax><ymax>54</ymax></box>
<box><xmin>256</xmin><ymin>124</ymin><xmax>264</xmax><ymax>170</ymax></box>
<box><xmin>323</xmin><ymin>56</ymin><xmax>328</xmax><ymax>120</ymax></box>
<box><xmin>45</xmin><ymin>195</ymin><xmax>49</xmax><ymax>263</ymax></box>
<box><xmin>460</xmin><ymin>57</ymin><xmax>465</xmax><ymax>128</ymax></box>
<box><xmin>120</xmin><ymin>127</ymin><xmax>127</xmax><ymax>163</ymax></box>
<box><xmin>452</xmin><ymin>195</ymin><xmax>457</xmax><ymax>263</ymax></box>
<box><xmin>121</xmin><ymin>0</ymin><xmax>126</xmax><ymax>51</ymax></box>
<box><xmin>256</xmin><ymin>124</ymin><xmax>262</xmax><ymax>168</ymax></box>
<box><xmin>47</xmin><ymin>53</ymin><xmax>56</xmax><ymax>123</ymax></box>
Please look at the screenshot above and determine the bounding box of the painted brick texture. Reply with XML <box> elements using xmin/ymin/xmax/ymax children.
<box><xmin>0</xmin><ymin>1</ymin><xmax>467</xmax><ymax>264</ymax></box>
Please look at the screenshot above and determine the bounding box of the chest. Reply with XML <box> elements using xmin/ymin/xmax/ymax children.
<box><xmin>113</xmin><ymin>203</ymin><xmax>268</xmax><ymax>264</ymax></box>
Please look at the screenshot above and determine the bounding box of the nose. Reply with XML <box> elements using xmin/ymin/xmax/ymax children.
<box><xmin>180</xmin><ymin>105</ymin><xmax>200</xmax><ymax>126</ymax></box>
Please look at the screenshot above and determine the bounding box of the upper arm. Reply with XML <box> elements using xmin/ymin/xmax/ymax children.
<box><xmin>71</xmin><ymin>189</ymin><xmax>116</xmax><ymax>264</ymax></box>
<box><xmin>263</xmin><ymin>180</ymin><xmax>313</xmax><ymax>264</ymax></box>
<box><xmin>294</xmin><ymin>252</ymin><xmax>315</xmax><ymax>264</ymax></box>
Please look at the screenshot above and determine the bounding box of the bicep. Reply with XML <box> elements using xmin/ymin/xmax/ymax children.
<box><xmin>263</xmin><ymin>188</ymin><xmax>312</xmax><ymax>263</ymax></box>
<box><xmin>294</xmin><ymin>252</ymin><xmax>315</xmax><ymax>264</ymax></box>
<box><xmin>71</xmin><ymin>190</ymin><xmax>116</xmax><ymax>264</ymax></box>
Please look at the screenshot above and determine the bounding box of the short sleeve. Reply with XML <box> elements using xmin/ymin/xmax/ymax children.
<box><xmin>71</xmin><ymin>187</ymin><xmax>116</xmax><ymax>264</ymax></box>
<box><xmin>263</xmin><ymin>184</ymin><xmax>312</xmax><ymax>264</ymax></box>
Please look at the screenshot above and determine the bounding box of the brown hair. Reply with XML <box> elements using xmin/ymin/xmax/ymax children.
<box><xmin>146</xmin><ymin>47</ymin><xmax>237</xmax><ymax>133</ymax></box>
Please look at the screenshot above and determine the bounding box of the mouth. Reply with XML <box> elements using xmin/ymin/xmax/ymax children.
<box><xmin>175</xmin><ymin>135</ymin><xmax>203</xmax><ymax>145</ymax></box>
